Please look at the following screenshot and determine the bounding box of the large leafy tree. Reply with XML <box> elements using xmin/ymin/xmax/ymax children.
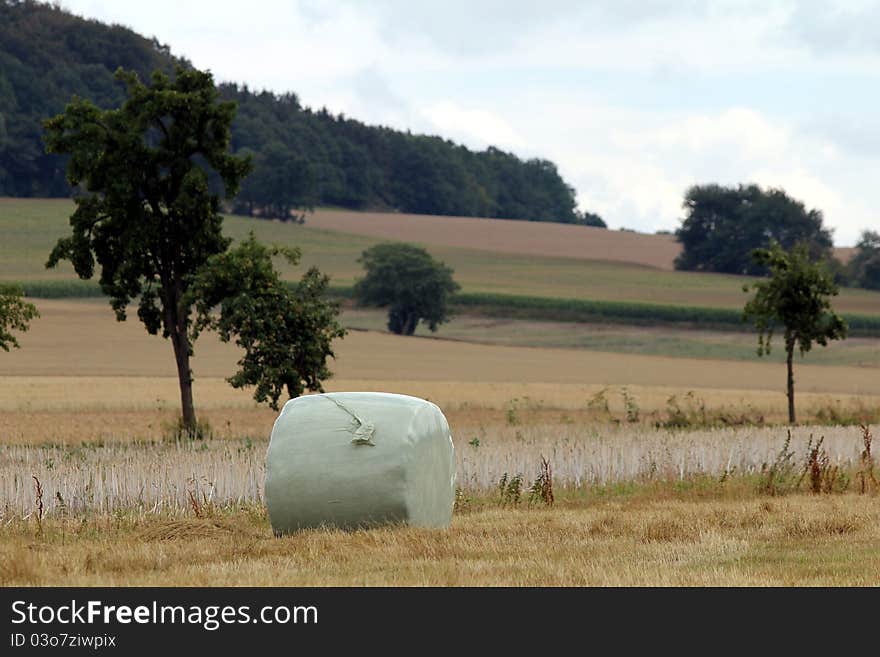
<box><xmin>743</xmin><ymin>243</ymin><xmax>847</xmax><ymax>424</ymax></box>
<box><xmin>675</xmin><ymin>184</ymin><xmax>834</xmax><ymax>275</ymax></box>
<box><xmin>44</xmin><ymin>66</ymin><xmax>248</xmax><ymax>431</ymax></box>
<box><xmin>0</xmin><ymin>283</ymin><xmax>39</xmax><ymax>352</ymax></box>
<box><xmin>354</xmin><ymin>243</ymin><xmax>459</xmax><ymax>336</ymax></box>
<box><xmin>44</xmin><ymin>66</ymin><xmax>343</xmax><ymax>431</ymax></box>
<box><xmin>848</xmin><ymin>230</ymin><xmax>880</xmax><ymax>290</ymax></box>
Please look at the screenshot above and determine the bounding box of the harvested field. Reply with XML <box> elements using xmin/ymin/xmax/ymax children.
<box><xmin>4</xmin><ymin>454</ymin><xmax>871</xmax><ymax>590</ymax></box>
<box><xmin>307</xmin><ymin>208</ymin><xmax>680</xmax><ymax>268</ymax></box>
<box><xmin>3</xmin><ymin>477</ymin><xmax>880</xmax><ymax>586</ymax></box>
<box><xmin>3</xmin><ymin>376</ymin><xmax>879</xmax><ymax>444</ymax></box>
<box><xmin>2</xmin><ymin>423</ymin><xmax>876</xmax><ymax>515</ymax></box>
<box><xmin>1</xmin><ymin>298</ymin><xmax>879</xmax><ymax>445</ymax></box>
<box><xmin>5</xmin><ymin>300</ymin><xmax>880</xmax><ymax>393</ymax></box>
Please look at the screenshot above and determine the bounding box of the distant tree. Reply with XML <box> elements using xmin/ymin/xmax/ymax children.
<box><xmin>234</xmin><ymin>142</ymin><xmax>316</xmax><ymax>221</ymax></box>
<box><xmin>44</xmin><ymin>66</ymin><xmax>344</xmax><ymax>432</ymax></box>
<box><xmin>675</xmin><ymin>184</ymin><xmax>834</xmax><ymax>275</ymax></box>
<box><xmin>848</xmin><ymin>230</ymin><xmax>880</xmax><ymax>290</ymax></box>
<box><xmin>354</xmin><ymin>243</ymin><xmax>459</xmax><ymax>335</ymax></box>
<box><xmin>573</xmin><ymin>210</ymin><xmax>607</xmax><ymax>228</ymax></box>
<box><xmin>0</xmin><ymin>283</ymin><xmax>39</xmax><ymax>351</ymax></box>
<box><xmin>743</xmin><ymin>243</ymin><xmax>847</xmax><ymax>424</ymax></box>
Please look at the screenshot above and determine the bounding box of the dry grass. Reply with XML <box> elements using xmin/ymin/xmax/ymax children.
<box><xmin>2</xmin><ymin>491</ymin><xmax>879</xmax><ymax>586</ymax></box>
<box><xmin>7</xmin><ymin>297</ymin><xmax>880</xmax><ymax>444</ymax></box>
<box><xmin>307</xmin><ymin>208</ymin><xmax>682</xmax><ymax>269</ymax></box>
<box><xmin>7</xmin><ymin>300</ymin><xmax>880</xmax><ymax>395</ymax></box>
<box><xmin>306</xmin><ymin>207</ymin><xmax>856</xmax><ymax>271</ymax></box>
<box><xmin>2</xmin><ymin>424</ymin><xmax>875</xmax><ymax>515</ymax></box>
<box><xmin>2</xmin><ymin>373</ymin><xmax>879</xmax><ymax>444</ymax></box>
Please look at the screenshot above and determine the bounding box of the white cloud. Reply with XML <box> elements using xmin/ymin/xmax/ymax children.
<box><xmin>422</xmin><ymin>102</ymin><xmax>527</xmax><ymax>149</ymax></box>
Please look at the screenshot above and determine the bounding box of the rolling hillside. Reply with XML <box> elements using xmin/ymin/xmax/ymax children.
<box><xmin>0</xmin><ymin>1</ymin><xmax>585</xmax><ymax>224</ymax></box>
<box><xmin>4</xmin><ymin>199</ymin><xmax>876</xmax><ymax>316</ymax></box>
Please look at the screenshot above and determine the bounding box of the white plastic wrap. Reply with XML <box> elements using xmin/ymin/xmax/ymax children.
<box><xmin>265</xmin><ymin>392</ymin><xmax>456</xmax><ymax>533</ymax></box>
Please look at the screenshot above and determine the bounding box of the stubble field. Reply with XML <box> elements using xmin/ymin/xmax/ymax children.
<box><xmin>2</xmin><ymin>298</ymin><xmax>880</xmax><ymax>445</ymax></box>
<box><xmin>2</xmin><ymin>199</ymin><xmax>880</xmax><ymax>586</ymax></box>
<box><xmin>2</xmin><ymin>297</ymin><xmax>879</xmax><ymax>585</ymax></box>
<box><xmin>4</xmin><ymin>492</ymin><xmax>880</xmax><ymax>586</ymax></box>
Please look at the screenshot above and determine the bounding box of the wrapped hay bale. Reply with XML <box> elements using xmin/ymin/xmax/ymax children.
<box><xmin>265</xmin><ymin>392</ymin><xmax>456</xmax><ymax>534</ymax></box>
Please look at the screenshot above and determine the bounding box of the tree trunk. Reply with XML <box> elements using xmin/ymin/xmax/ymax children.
<box><xmin>404</xmin><ymin>312</ymin><xmax>418</xmax><ymax>336</ymax></box>
<box><xmin>786</xmin><ymin>344</ymin><xmax>796</xmax><ymax>425</ymax></box>
<box><xmin>387</xmin><ymin>308</ymin><xmax>404</xmax><ymax>334</ymax></box>
<box><xmin>164</xmin><ymin>283</ymin><xmax>196</xmax><ymax>435</ymax></box>
<box><xmin>170</xmin><ymin>326</ymin><xmax>196</xmax><ymax>433</ymax></box>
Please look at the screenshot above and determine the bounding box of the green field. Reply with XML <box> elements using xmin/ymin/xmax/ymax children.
<box><xmin>5</xmin><ymin>199</ymin><xmax>880</xmax><ymax>315</ymax></box>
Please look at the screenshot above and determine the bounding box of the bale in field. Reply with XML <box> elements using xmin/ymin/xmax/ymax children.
<box><xmin>265</xmin><ymin>392</ymin><xmax>456</xmax><ymax>534</ymax></box>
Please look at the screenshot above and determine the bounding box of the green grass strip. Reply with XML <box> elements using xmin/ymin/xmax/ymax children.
<box><xmin>15</xmin><ymin>280</ymin><xmax>880</xmax><ymax>336</ymax></box>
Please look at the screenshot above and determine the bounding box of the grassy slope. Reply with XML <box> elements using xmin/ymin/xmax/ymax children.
<box><xmin>5</xmin><ymin>199</ymin><xmax>880</xmax><ymax>314</ymax></box>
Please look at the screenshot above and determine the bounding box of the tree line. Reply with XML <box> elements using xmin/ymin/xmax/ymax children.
<box><xmin>0</xmin><ymin>1</ymin><xmax>603</xmax><ymax>226</ymax></box>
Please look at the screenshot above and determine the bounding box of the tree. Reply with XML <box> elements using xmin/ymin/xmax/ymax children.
<box><xmin>573</xmin><ymin>210</ymin><xmax>607</xmax><ymax>228</ymax></box>
<box><xmin>354</xmin><ymin>243</ymin><xmax>459</xmax><ymax>335</ymax></box>
<box><xmin>234</xmin><ymin>142</ymin><xmax>316</xmax><ymax>221</ymax></box>
<box><xmin>848</xmin><ymin>230</ymin><xmax>880</xmax><ymax>290</ymax></box>
<box><xmin>188</xmin><ymin>233</ymin><xmax>346</xmax><ymax>410</ymax></box>
<box><xmin>0</xmin><ymin>283</ymin><xmax>39</xmax><ymax>351</ymax></box>
<box><xmin>44</xmin><ymin>66</ymin><xmax>343</xmax><ymax>431</ymax></box>
<box><xmin>44</xmin><ymin>66</ymin><xmax>248</xmax><ymax>431</ymax></box>
<box><xmin>675</xmin><ymin>184</ymin><xmax>834</xmax><ymax>275</ymax></box>
<box><xmin>743</xmin><ymin>243</ymin><xmax>847</xmax><ymax>424</ymax></box>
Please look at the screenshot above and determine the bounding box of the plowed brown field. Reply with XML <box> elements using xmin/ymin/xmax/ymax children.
<box><xmin>307</xmin><ymin>208</ymin><xmax>855</xmax><ymax>269</ymax></box>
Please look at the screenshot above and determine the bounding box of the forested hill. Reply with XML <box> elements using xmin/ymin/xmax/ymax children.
<box><xmin>0</xmin><ymin>1</ymin><xmax>599</xmax><ymax>225</ymax></box>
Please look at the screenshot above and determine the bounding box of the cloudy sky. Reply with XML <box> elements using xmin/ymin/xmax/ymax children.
<box><xmin>61</xmin><ymin>0</ymin><xmax>880</xmax><ymax>245</ymax></box>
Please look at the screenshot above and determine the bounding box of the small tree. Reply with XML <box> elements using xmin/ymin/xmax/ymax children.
<box><xmin>0</xmin><ymin>284</ymin><xmax>39</xmax><ymax>351</ymax></box>
<box><xmin>354</xmin><ymin>243</ymin><xmax>459</xmax><ymax>335</ymax></box>
<box><xmin>743</xmin><ymin>243</ymin><xmax>847</xmax><ymax>424</ymax></box>
<box><xmin>573</xmin><ymin>210</ymin><xmax>607</xmax><ymax>228</ymax></box>
<box><xmin>188</xmin><ymin>233</ymin><xmax>346</xmax><ymax>410</ymax></box>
